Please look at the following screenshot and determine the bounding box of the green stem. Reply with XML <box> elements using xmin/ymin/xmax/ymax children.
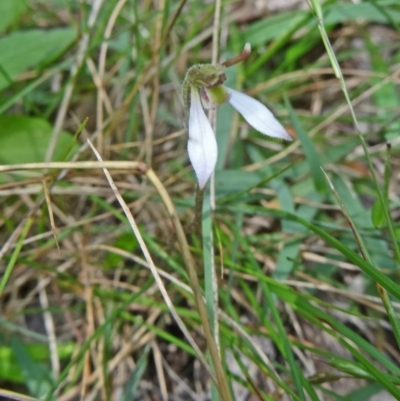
<box><xmin>193</xmin><ymin>185</ymin><xmax>204</xmax><ymax>235</ymax></box>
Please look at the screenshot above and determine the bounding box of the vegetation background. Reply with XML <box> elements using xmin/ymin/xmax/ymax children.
<box><xmin>0</xmin><ymin>0</ymin><xmax>400</xmax><ymax>400</ymax></box>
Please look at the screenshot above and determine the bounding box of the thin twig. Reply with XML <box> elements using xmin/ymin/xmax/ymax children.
<box><xmin>0</xmin><ymin>161</ymin><xmax>146</xmax><ymax>172</ymax></box>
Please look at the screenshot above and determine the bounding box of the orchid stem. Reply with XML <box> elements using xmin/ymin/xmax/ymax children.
<box><xmin>193</xmin><ymin>186</ymin><xmax>204</xmax><ymax>235</ymax></box>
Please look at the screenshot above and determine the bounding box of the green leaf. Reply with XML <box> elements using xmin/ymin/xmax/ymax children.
<box><xmin>226</xmin><ymin>203</ymin><xmax>400</xmax><ymax>300</ymax></box>
<box><xmin>10</xmin><ymin>338</ymin><xmax>53</xmax><ymax>398</ymax></box>
<box><xmin>285</xmin><ymin>96</ymin><xmax>327</xmax><ymax>193</ymax></box>
<box><xmin>324</xmin><ymin>1</ymin><xmax>400</xmax><ymax>25</ymax></box>
<box><xmin>243</xmin><ymin>2</ymin><xmax>400</xmax><ymax>49</ymax></box>
<box><xmin>0</xmin><ymin>115</ymin><xmax>78</xmax><ymax>164</ymax></box>
<box><xmin>0</xmin><ymin>340</ymin><xmax>75</xmax><ymax>384</ymax></box>
<box><xmin>0</xmin><ymin>0</ymin><xmax>27</xmax><ymax>33</ymax></box>
<box><xmin>243</xmin><ymin>11</ymin><xmax>306</xmax><ymax>47</ymax></box>
<box><xmin>216</xmin><ymin>61</ymin><xmax>236</xmax><ymax>170</ymax></box>
<box><xmin>0</xmin><ymin>28</ymin><xmax>77</xmax><ymax>91</ymax></box>
<box><xmin>119</xmin><ymin>346</ymin><xmax>150</xmax><ymax>401</ymax></box>
<box><xmin>215</xmin><ymin>169</ymin><xmax>266</xmax><ymax>196</ymax></box>
<box><xmin>364</xmin><ymin>34</ymin><xmax>400</xmax><ymax>139</ymax></box>
<box><xmin>103</xmin><ymin>233</ymin><xmax>139</xmax><ymax>269</ymax></box>
<box><xmin>348</xmin><ymin>383</ymin><xmax>388</xmax><ymax>401</ymax></box>
<box><xmin>267</xmin><ymin>280</ymin><xmax>400</xmax><ymax>376</ymax></box>
<box><xmin>371</xmin><ymin>199</ymin><xmax>386</xmax><ymax>228</ymax></box>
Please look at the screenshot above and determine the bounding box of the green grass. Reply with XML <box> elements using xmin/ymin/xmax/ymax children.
<box><xmin>0</xmin><ymin>0</ymin><xmax>400</xmax><ymax>400</ymax></box>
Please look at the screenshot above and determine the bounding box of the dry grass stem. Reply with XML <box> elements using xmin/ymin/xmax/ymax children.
<box><xmin>86</xmin><ymin>139</ymin><xmax>216</xmax><ymax>382</ymax></box>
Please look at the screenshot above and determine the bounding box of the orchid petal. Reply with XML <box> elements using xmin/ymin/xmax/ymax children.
<box><xmin>226</xmin><ymin>87</ymin><xmax>292</xmax><ymax>141</ymax></box>
<box><xmin>188</xmin><ymin>88</ymin><xmax>217</xmax><ymax>189</ymax></box>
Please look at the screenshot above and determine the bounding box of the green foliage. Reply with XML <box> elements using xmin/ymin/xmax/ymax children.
<box><xmin>0</xmin><ymin>338</ymin><xmax>75</xmax><ymax>385</ymax></box>
<box><xmin>0</xmin><ymin>28</ymin><xmax>76</xmax><ymax>91</ymax></box>
<box><xmin>0</xmin><ymin>0</ymin><xmax>27</xmax><ymax>33</ymax></box>
<box><xmin>0</xmin><ymin>116</ymin><xmax>78</xmax><ymax>164</ymax></box>
<box><xmin>1</xmin><ymin>0</ymin><xmax>400</xmax><ymax>400</ymax></box>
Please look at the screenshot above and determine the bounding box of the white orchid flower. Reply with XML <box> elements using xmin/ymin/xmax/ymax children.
<box><xmin>187</xmin><ymin>88</ymin><xmax>218</xmax><ymax>190</ymax></box>
<box><xmin>183</xmin><ymin>44</ymin><xmax>292</xmax><ymax>189</ymax></box>
<box><xmin>225</xmin><ymin>88</ymin><xmax>292</xmax><ymax>142</ymax></box>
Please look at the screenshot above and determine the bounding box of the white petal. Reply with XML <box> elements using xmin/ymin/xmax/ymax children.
<box><xmin>226</xmin><ymin>87</ymin><xmax>292</xmax><ymax>141</ymax></box>
<box><xmin>188</xmin><ymin>88</ymin><xmax>217</xmax><ymax>189</ymax></box>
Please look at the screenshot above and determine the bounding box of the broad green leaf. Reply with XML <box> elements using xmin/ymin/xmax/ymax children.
<box><xmin>243</xmin><ymin>2</ymin><xmax>400</xmax><ymax>49</ymax></box>
<box><xmin>0</xmin><ymin>340</ymin><xmax>75</xmax><ymax>384</ymax></box>
<box><xmin>0</xmin><ymin>115</ymin><xmax>78</xmax><ymax>164</ymax></box>
<box><xmin>215</xmin><ymin>169</ymin><xmax>266</xmax><ymax>196</ymax></box>
<box><xmin>11</xmin><ymin>338</ymin><xmax>52</xmax><ymax>398</ymax></box>
<box><xmin>0</xmin><ymin>0</ymin><xmax>27</xmax><ymax>33</ymax></box>
<box><xmin>324</xmin><ymin>1</ymin><xmax>400</xmax><ymax>25</ymax></box>
<box><xmin>243</xmin><ymin>11</ymin><xmax>305</xmax><ymax>47</ymax></box>
<box><xmin>0</xmin><ymin>345</ymin><xmax>25</xmax><ymax>383</ymax></box>
<box><xmin>0</xmin><ymin>28</ymin><xmax>77</xmax><ymax>91</ymax></box>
